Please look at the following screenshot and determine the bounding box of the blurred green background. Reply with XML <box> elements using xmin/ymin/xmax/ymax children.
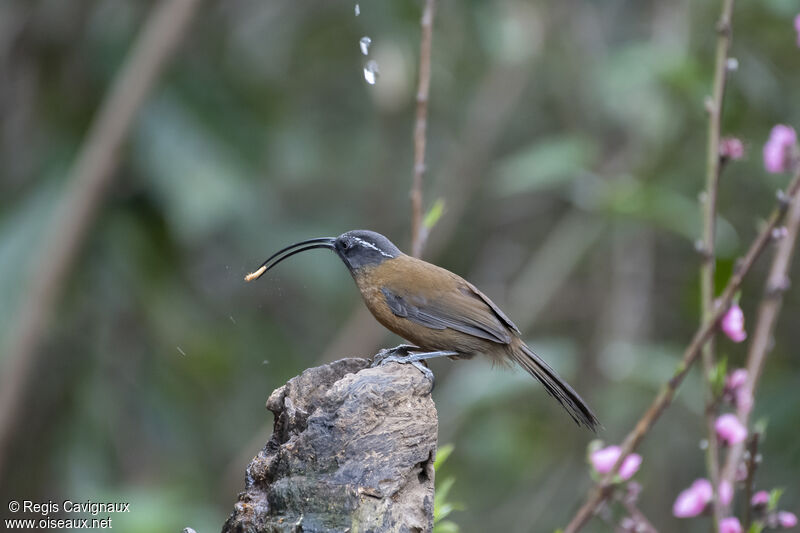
<box><xmin>1</xmin><ymin>0</ymin><xmax>799</xmax><ymax>531</ymax></box>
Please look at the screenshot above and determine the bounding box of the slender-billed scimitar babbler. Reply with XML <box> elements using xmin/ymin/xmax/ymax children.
<box><xmin>245</xmin><ymin>230</ymin><xmax>600</xmax><ymax>431</ymax></box>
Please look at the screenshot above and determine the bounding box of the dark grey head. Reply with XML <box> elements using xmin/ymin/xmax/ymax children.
<box><xmin>334</xmin><ymin>230</ymin><xmax>402</xmax><ymax>270</ymax></box>
<box><xmin>244</xmin><ymin>229</ymin><xmax>402</xmax><ymax>282</ymax></box>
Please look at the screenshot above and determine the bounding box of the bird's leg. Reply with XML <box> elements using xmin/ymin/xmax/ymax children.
<box><xmin>389</xmin><ymin>350</ymin><xmax>459</xmax><ymax>363</ymax></box>
<box><xmin>371</xmin><ymin>344</ymin><xmax>421</xmax><ymax>365</ymax></box>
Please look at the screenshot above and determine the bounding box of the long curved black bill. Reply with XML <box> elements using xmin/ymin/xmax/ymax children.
<box><xmin>245</xmin><ymin>237</ymin><xmax>335</xmax><ymax>282</ymax></box>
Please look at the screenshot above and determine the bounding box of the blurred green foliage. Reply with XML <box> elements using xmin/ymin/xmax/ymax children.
<box><xmin>433</xmin><ymin>443</ymin><xmax>463</xmax><ymax>533</ymax></box>
<box><xmin>1</xmin><ymin>0</ymin><xmax>799</xmax><ymax>532</ymax></box>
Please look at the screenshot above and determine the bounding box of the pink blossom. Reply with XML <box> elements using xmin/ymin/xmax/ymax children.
<box><xmin>673</xmin><ymin>479</ymin><xmax>712</xmax><ymax>518</ymax></box>
<box><xmin>716</xmin><ymin>414</ymin><xmax>748</xmax><ymax>445</ymax></box>
<box><xmin>590</xmin><ymin>445</ymin><xmax>642</xmax><ymax>480</ymax></box>
<box><xmin>795</xmin><ymin>14</ymin><xmax>800</xmax><ymax>47</ymax></box>
<box><xmin>619</xmin><ymin>453</ymin><xmax>643</xmax><ymax>480</ymax></box>
<box><xmin>751</xmin><ymin>490</ymin><xmax>770</xmax><ymax>507</ymax></box>
<box><xmin>720</xmin><ymin>137</ymin><xmax>745</xmax><ymax>160</ymax></box>
<box><xmin>724</xmin><ymin>369</ymin><xmax>752</xmax><ymax>412</ymax></box>
<box><xmin>719</xmin><ymin>480</ymin><xmax>733</xmax><ymax>506</ymax></box>
<box><xmin>692</xmin><ymin>478</ymin><xmax>713</xmax><ymax>502</ymax></box>
<box><xmin>779</xmin><ymin>511</ymin><xmax>798</xmax><ymax>528</ymax></box>
<box><xmin>763</xmin><ymin>125</ymin><xmax>797</xmax><ymax>173</ymax></box>
<box><xmin>591</xmin><ymin>445</ymin><xmax>619</xmax><ymax>473</ymax></box>
<box><xmin>721</xmin><ymin>304</ymin><xmax>747</xmax><ymax>343</ymax></box>
<box><xmin>720</xmin><ymin>517</ymin><xmax>743</xmax><ymax>533</ymax></box>
<box><xmin>726</xmin><ymin>368</ymin><xmax>748</xmax><ymax>391</ymax></box>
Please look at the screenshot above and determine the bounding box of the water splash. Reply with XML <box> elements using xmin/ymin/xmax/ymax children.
<box><xmin>363</xmin><ymin>60</ymin><xmax>379</xmax><ymax>85</ymax></box>
<box><xmin>354</xmin><ymin>3</ymin><xmax>360</xmax><ymax>16</ymax></box>
<box><xmin>359</xmin><ymin>36</ymin><xmax>372</xmax><ymax>56</ymax></box>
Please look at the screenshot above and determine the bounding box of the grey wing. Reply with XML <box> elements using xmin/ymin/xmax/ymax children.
<box><xmin>380</xmin><ymin>287</ymin><xmax>512</xmax><ymax>344</ymax></box>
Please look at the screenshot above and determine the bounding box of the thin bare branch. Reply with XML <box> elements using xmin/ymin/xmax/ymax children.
<box><xmin>0</xmin><ymin>0</ymin><xmax>201</xmax><ymax>478</ymax></box>
<box><xmin>719</xmin><ymin>162</ymin><xmax>800</xmax><ymax>503</ymax></box>
<box><xmin>563</xmin><ymin>169</ymin><xmax>800</xmax><ymax>533</ymax></box>
<box><xmin>410</xmin><ymin>0</ymin><xmax>435</xmax><ymax>258</ymax></box>
<box><xmin>699</xmin><ymin>1</ymin><xmax>735</xmax><ymax>527</ymax></box>
<box><xmin>743</xmin><ymin>432</ymin><xmax>760</xmax><ymax>530</ymax></box>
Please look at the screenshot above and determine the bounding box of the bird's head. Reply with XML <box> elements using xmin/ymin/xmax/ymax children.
<box><xmin>333</xmin><ymin>230</ymin><xmax>402</xmax><ymax>270</ymax></box>
<box><xmin>244</xmin><ymin>229</ymin><xmax>402</xmax><ymax>281</ymax></box>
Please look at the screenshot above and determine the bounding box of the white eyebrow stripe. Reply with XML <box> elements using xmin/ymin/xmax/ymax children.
<box><xmin>352</xmin><ymin>237</ymin><xmax>393</xmax><ymax>257</ymax></box>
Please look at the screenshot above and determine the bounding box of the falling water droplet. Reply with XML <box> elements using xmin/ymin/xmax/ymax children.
<box><xmin>177</xmin><ymin>346</ymin><xmax>187</xmax><ymax>356</ymax></box>
<box><xmin>354</xmin><ymin>3</ymin><xmax>360</xmax><ymax>16</ymax></box>
<box><xmin>363</xmin><ymin>60</ymin><xmax>379</xmax><ymax>85</ymax></box>
<box><xmin>359</xmin><ymin>36</ymin><xmax>372</xmax><ymax>56</ymax></box>
<box><xmin>726</xmin><ymin>57</ymin><xmax>739</xmax><ymax>71</ymax></box>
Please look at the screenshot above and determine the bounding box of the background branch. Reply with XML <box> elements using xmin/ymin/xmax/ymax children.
<box><xmin>0</xmin><ymin>0</ymin><xmax>200</xmax><ymax>479</ymax></box>
<box><xmin>699</xmin><ymin>0</ymin><xmax>735</xmax><ymax>527</ymax></box>
<box><xmin>563</xmin><ymin>168</ymin><xmax>800</xmax><ymax>533</ymax></box>
<box><xmin>409</xmin><ymin>0</ymin><xmax>435</xmax><ymax>258</ymax></box>
<box><xmin>719</xmin><ymin>161</ymin><xmax>800</xmax><ymax>502</ymax></box>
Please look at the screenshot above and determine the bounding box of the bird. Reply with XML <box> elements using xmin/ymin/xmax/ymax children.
<box><xmin>245</xmin><ymin>229</ymin><xmax>599</xmax><ymax>430</ymax></box>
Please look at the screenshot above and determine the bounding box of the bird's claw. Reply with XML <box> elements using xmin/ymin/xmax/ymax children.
<box><xmin>373</xmin><ymin>354</ymin><xmax>435</xmax><ymax>389</ymax></box>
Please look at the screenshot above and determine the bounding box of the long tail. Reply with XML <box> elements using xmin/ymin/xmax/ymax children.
<box><xmin>509</xmin><ymin>342</ymin><xmax>600</xmax><ymax>431</ymax></box>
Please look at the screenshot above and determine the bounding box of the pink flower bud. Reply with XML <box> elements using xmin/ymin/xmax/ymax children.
<box><xmin>716</xmin><ymin>414</ymin><xmax>748</xmax><ymax>445</ymax></box>
<box><xmin>735</xmin><ymin>462</ymin><xmax>749</xmax><ymax>482</ymax></box>
<box><xmin>720</xmin><ymin>137</ymin><xmax>745</xmax><ymax>160</ymax></box>
<box><xmin>590</xmin><ymin>445</ymin><xmax>642</xmax><ymax>480</ymax></box>
<box><xmin>779</xmin><ymin>511</ymin><xmax>798</xmax><ymax>528</ymax></box>
<box><xmin>773</xmin><ymin>226</ymin><xmax>790</xmax><ymax>240</ymax></box>
<box><xmin>751</xmin><ymin>490</ymin><xmax>770</xmax><ymax>507</ymax></box>
<box><xmin>763</xmin><ymin>125</ymin><xmax>797</xmax><ymax>173</ymax></box>
<box><xmin>720</xmin><ymin>517</ymin><xmax>743</xmax><ymax>533</ymax></box>
<box><xmin>726</xmin><ymin>368</ymin><xmax>748</xmax><ymax>391</ymax></box>
<box><xmin>673</xmin><ymin>479</ymin><xmax>712</xmax><ymax>518</ymax></box>
<box><xmin>721</xmin><ymin>304</ymin><xmax>747</xmax><ymax>343</ymax></box>
<box><xmin>719</xmin><ymin>480</ymin><xmax>733</xmax><ymax>506</ymax></box>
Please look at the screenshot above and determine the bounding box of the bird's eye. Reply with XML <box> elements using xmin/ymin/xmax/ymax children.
<box><xmin>341</xmin><ymin>240</ymin><xmax>350</xmax><ymax>250</ymax></box>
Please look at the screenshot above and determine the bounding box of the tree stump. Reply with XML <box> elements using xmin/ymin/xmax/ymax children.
<box><xmin>222</xmin><ymin>357</ymin><xmax>438</xmax><ymax>533</ymax></box>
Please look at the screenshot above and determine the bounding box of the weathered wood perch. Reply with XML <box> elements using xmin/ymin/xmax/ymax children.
<box><xmin>222</xmin><ymin>357</ymin><xmax>438</xmax><ymax>533</ymax></box>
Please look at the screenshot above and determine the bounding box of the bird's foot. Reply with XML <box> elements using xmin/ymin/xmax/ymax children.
<box><xmin>371</xmin><ymin>350</ymin><xmax>459</xmax><ymax>391</ymax></box>
<box><xmin>374</xmin><ymin>355</ymin><xmax>436</xmax><ymax>389</ymax></box>
<box><xmin>371</xmin><ymin>344</ymin><xmax>420</xmax><ymax>366</ymax></box>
